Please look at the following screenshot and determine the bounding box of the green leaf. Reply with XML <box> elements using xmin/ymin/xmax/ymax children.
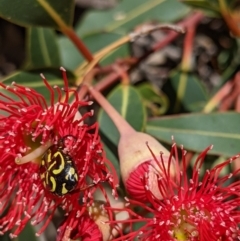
<box><xmin>0</xmin><ymin>233</ymin><xmax>10</xmax><ymax>241</ymax></box>
<box><xmin>137</xmin><ymin>83</ymin><xmax>169</xmax><ymax>116</ymax></box>
<box><xmin>218</xmin><ymin>38</ymin><xmax>238</xmax><ymax>70</ymax></box>
<box><xmin>77</xmin><ymin>0</ymin><xmax>189</xmax><ymax>36</ymax></box>
<box><xmin>0</xmin><ymin>223</ymin><xmax>41</xmax><ymax>241</ymax></box>
<box><xmin>0</xmin><ymin>0</ymin><xmax>74</xmax><ymax>29</ymax></box>
<box><xmin>25</xmin><ymin>27</ymin><xmax>61</xmax><ymax>69</ymax></box>
<box><xmin>1</xmin><ymin>68</ymin><xmax>75</xmax><ymax>102</ymax></box>
<box><xmin>146</xmin><ymin>112</ymin><xmax>240</xmax><ymax>156</ymax></box>
<box><xmin>170</xmin><ymin>70</ymin><xmax>208</xmax><ymax>112</ymax></box>
<box><xmin>98</xmin><ymin>85</ymin><xmax>147</xmax><ymax>145</ymax></box>
<box><xmin>181</xmin><ymin>0</ymin><xmax>221</xmax><ymax>16</ymax></box>
<box><xmin>18</xmin><ymin>222</ymin><xmax>39</xmax><ymax>241</ymax></box>
<box><xmin>58</xmin><ymin>0</ymin><xmax>190</xmax><ymax>70</ymax></box>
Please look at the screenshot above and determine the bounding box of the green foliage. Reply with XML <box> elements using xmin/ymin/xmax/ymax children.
<box><xmin>18</xmin><ymin>223</ymin><xmax>39</xmax><ymax>241</ymax></box>
<box><xmin>1</xmin><ymin>69</ymin><xmax>75</xmax><ymax>97</ymax></box>
<box><xmin>0</xmin><ymin>223</ymin><xmax>40</xmax><ymax>241</ymax></box>
<box><xmin>170</xmin><ymin>70</ymin><xmax>208</xmax><ymax>112</ymax></box>
<box><xmin>181</xmin><ymin>0</ymin><xmax>240</xmax><ymax>16</ymax></box>
<box><xmin>181</xmin><ymin>0</ymin><xmax>221</xmax><ymax>17</ymax></box>
<box><xmin>25</xmin><ymin>27</ymin><xmax>61</xmax><ymax>69</ymax></box>
<box><xmin>137</xmin><ymin>83</ymin><xmax>169</xmax><ymax>116</ymax></box>
<box><xmin>146</xmin><ymin>112</ymin><xmax>240</xmax><ymax>156</ymax></box>
<box><xmin>0</xmin><ymin>0</ymin><xmax>74</xmax><ymax>29</ymax></box>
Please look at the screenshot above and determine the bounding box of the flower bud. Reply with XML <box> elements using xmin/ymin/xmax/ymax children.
<box><xmin>119</xmin><ymin>131</ymin><xmax>175</xmax><ymax>201</ymax></box>
<box><xmin>88</xmin><ymin>86</ymin><xmax>175</xmax><ymax>201</ymax></box>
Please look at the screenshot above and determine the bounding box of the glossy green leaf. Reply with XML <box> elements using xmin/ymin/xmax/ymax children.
<box><xmin>77</xmin><ymin>0</ymin><xmax>189</xmax><ymax>36</ymax></box>
<box><xmin>170</xmin><ymin>70</ymin><xmax>208</xmax><ymax>112</ymax></box>
<box><xmin>0</xmin><ymin>0</ymin><xmax>74</xmax><ymax>29</ymax></box>
<box><xmin>137</xmin><ymin>83</ymin><xmax>169</xmax><ymax>116</ymax></box>
<box><xmin>18</xmin><ymin>222</ymin><xmax>39</xmax><ymax>241</ymax></box>
<box><xmin>146</xmin><ymin>112</ymin><xmax>240</xmax><ymax>156</ymax></box>
<box><xmin>58</xmin><ymin>0</ymin><xmax>189</xmax><ymax>70</ymax></box>
<box><xmin>25</xmin><ymin>27</ymin><xmax>61</xmax><ymax>69</ymax></box>
<box><xmin>98</xmin><ymin>85</ymin><xmax>147</xmax><ymax>145</ymax></box>
<box><xmin>218</xmin><ymin>37</ymin><xmax>238</xmax><ymax>70</ymax></box>
<box><xmin>0</xmin><ymin>223</ymin><xmax>40</xmax><ymax>241</ymax></box>
<box><xmin>1</xmin><ymin>69</ymin><xmax>75</xmax><ymax>101</ymax></box>
<box><xmin>0</xmin><ymin>233</ymin><xmax>10</xmax><ymax>241</ymax></box>
<box><xmin>181</xmin><ymin>0</ymin><xmax>221</xmax><ymax>16</ymax></box>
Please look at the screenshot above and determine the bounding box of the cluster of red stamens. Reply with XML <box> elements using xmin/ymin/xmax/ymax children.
<box><xmin>0</xmin><ymin>67</ymin><xmax>118</xmax><ymax>239</ymax></box>
<box><xmin>107</xmin><ymin>143</ymin><xmax>240</xmax><ymax>241</ymax></box>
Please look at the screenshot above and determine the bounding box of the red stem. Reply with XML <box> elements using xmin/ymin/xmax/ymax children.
<box><xmin>88</xmin><ymin>87</ymin><xmax>135</xmax><ymax>137</ymax></box>
<box><xmin>64</xmin><ymin>27</ymin><xmax>94</xmax><ymax>62</ymax></box>
<box><xmin>181</xmin><ymin>25</ymin><xmax>195</xmax><ymax>71</ymax></box>
<box><xmin>146</xmin><ymin>12</ymin><xmax>203</xmax><ymax>60</ymax></box>
<box><xmin>94</xmin><ymin>65</ymin><xmax>130</xmax><ymax>92</ymax></box>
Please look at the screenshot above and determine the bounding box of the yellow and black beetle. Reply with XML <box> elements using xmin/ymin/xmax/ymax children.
<box><xmin>40</xmin><ymin>136</ymin><xmax>78</xmax><ymax>196</ymax></box>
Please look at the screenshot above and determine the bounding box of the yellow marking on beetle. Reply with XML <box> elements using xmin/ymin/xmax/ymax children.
<box><xmin>52</xmin><ymin>152</ymin><xmax>65</xmax><ymax>175</ymax></box>
<box><xmin>48</xmin><ymin>160</ymin><xmax>57</xmax><ymax>172</ymax></box>
<box><xmin>46</xmin><ymin>171</ymin><xmax>49</xmax><ymax>185</ymax></box>
<box><xmin>74</xmin><ymin>173</ymin><xmax>78</xmax><ymax>180</ymax></box>
<box><xmin>50</xmin><ymin>176</ymin><xmax>56</xmax><ymax>191</ymax></box>
<box><xmin>47</xmin><ymin>151</ymin><xmax>52</xmax><ymax>163</ymax></box>
<box><xmin>41</xmin><ymin>160</ymin><xmax>45</xmax><ymax>166</ymax></box>
<box><xmin>62</xmin><ymin>183</ymin><xmax>68</xmax><ymax>194</ymax></box>
<box><xmin>69</xmin><ymin>167</ymin><xmax>75</xmax><ymax>175</ymax></box>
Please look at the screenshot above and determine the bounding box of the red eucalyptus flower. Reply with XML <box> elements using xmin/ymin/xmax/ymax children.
<box><xmin>0</xmin><ymin>67</ymin><xmax>118</xmax><ymax>237</ymax></box>
<box><xmin>109</xmin><ymin>142</ymin><xmax>240</xmax><ymax>241</ymax></box>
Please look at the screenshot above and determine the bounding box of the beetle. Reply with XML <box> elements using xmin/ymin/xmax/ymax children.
<box><xmin>40</xmin><ymin>136</ymin><xmax>78</xmax><ymax>196</ymax></box>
